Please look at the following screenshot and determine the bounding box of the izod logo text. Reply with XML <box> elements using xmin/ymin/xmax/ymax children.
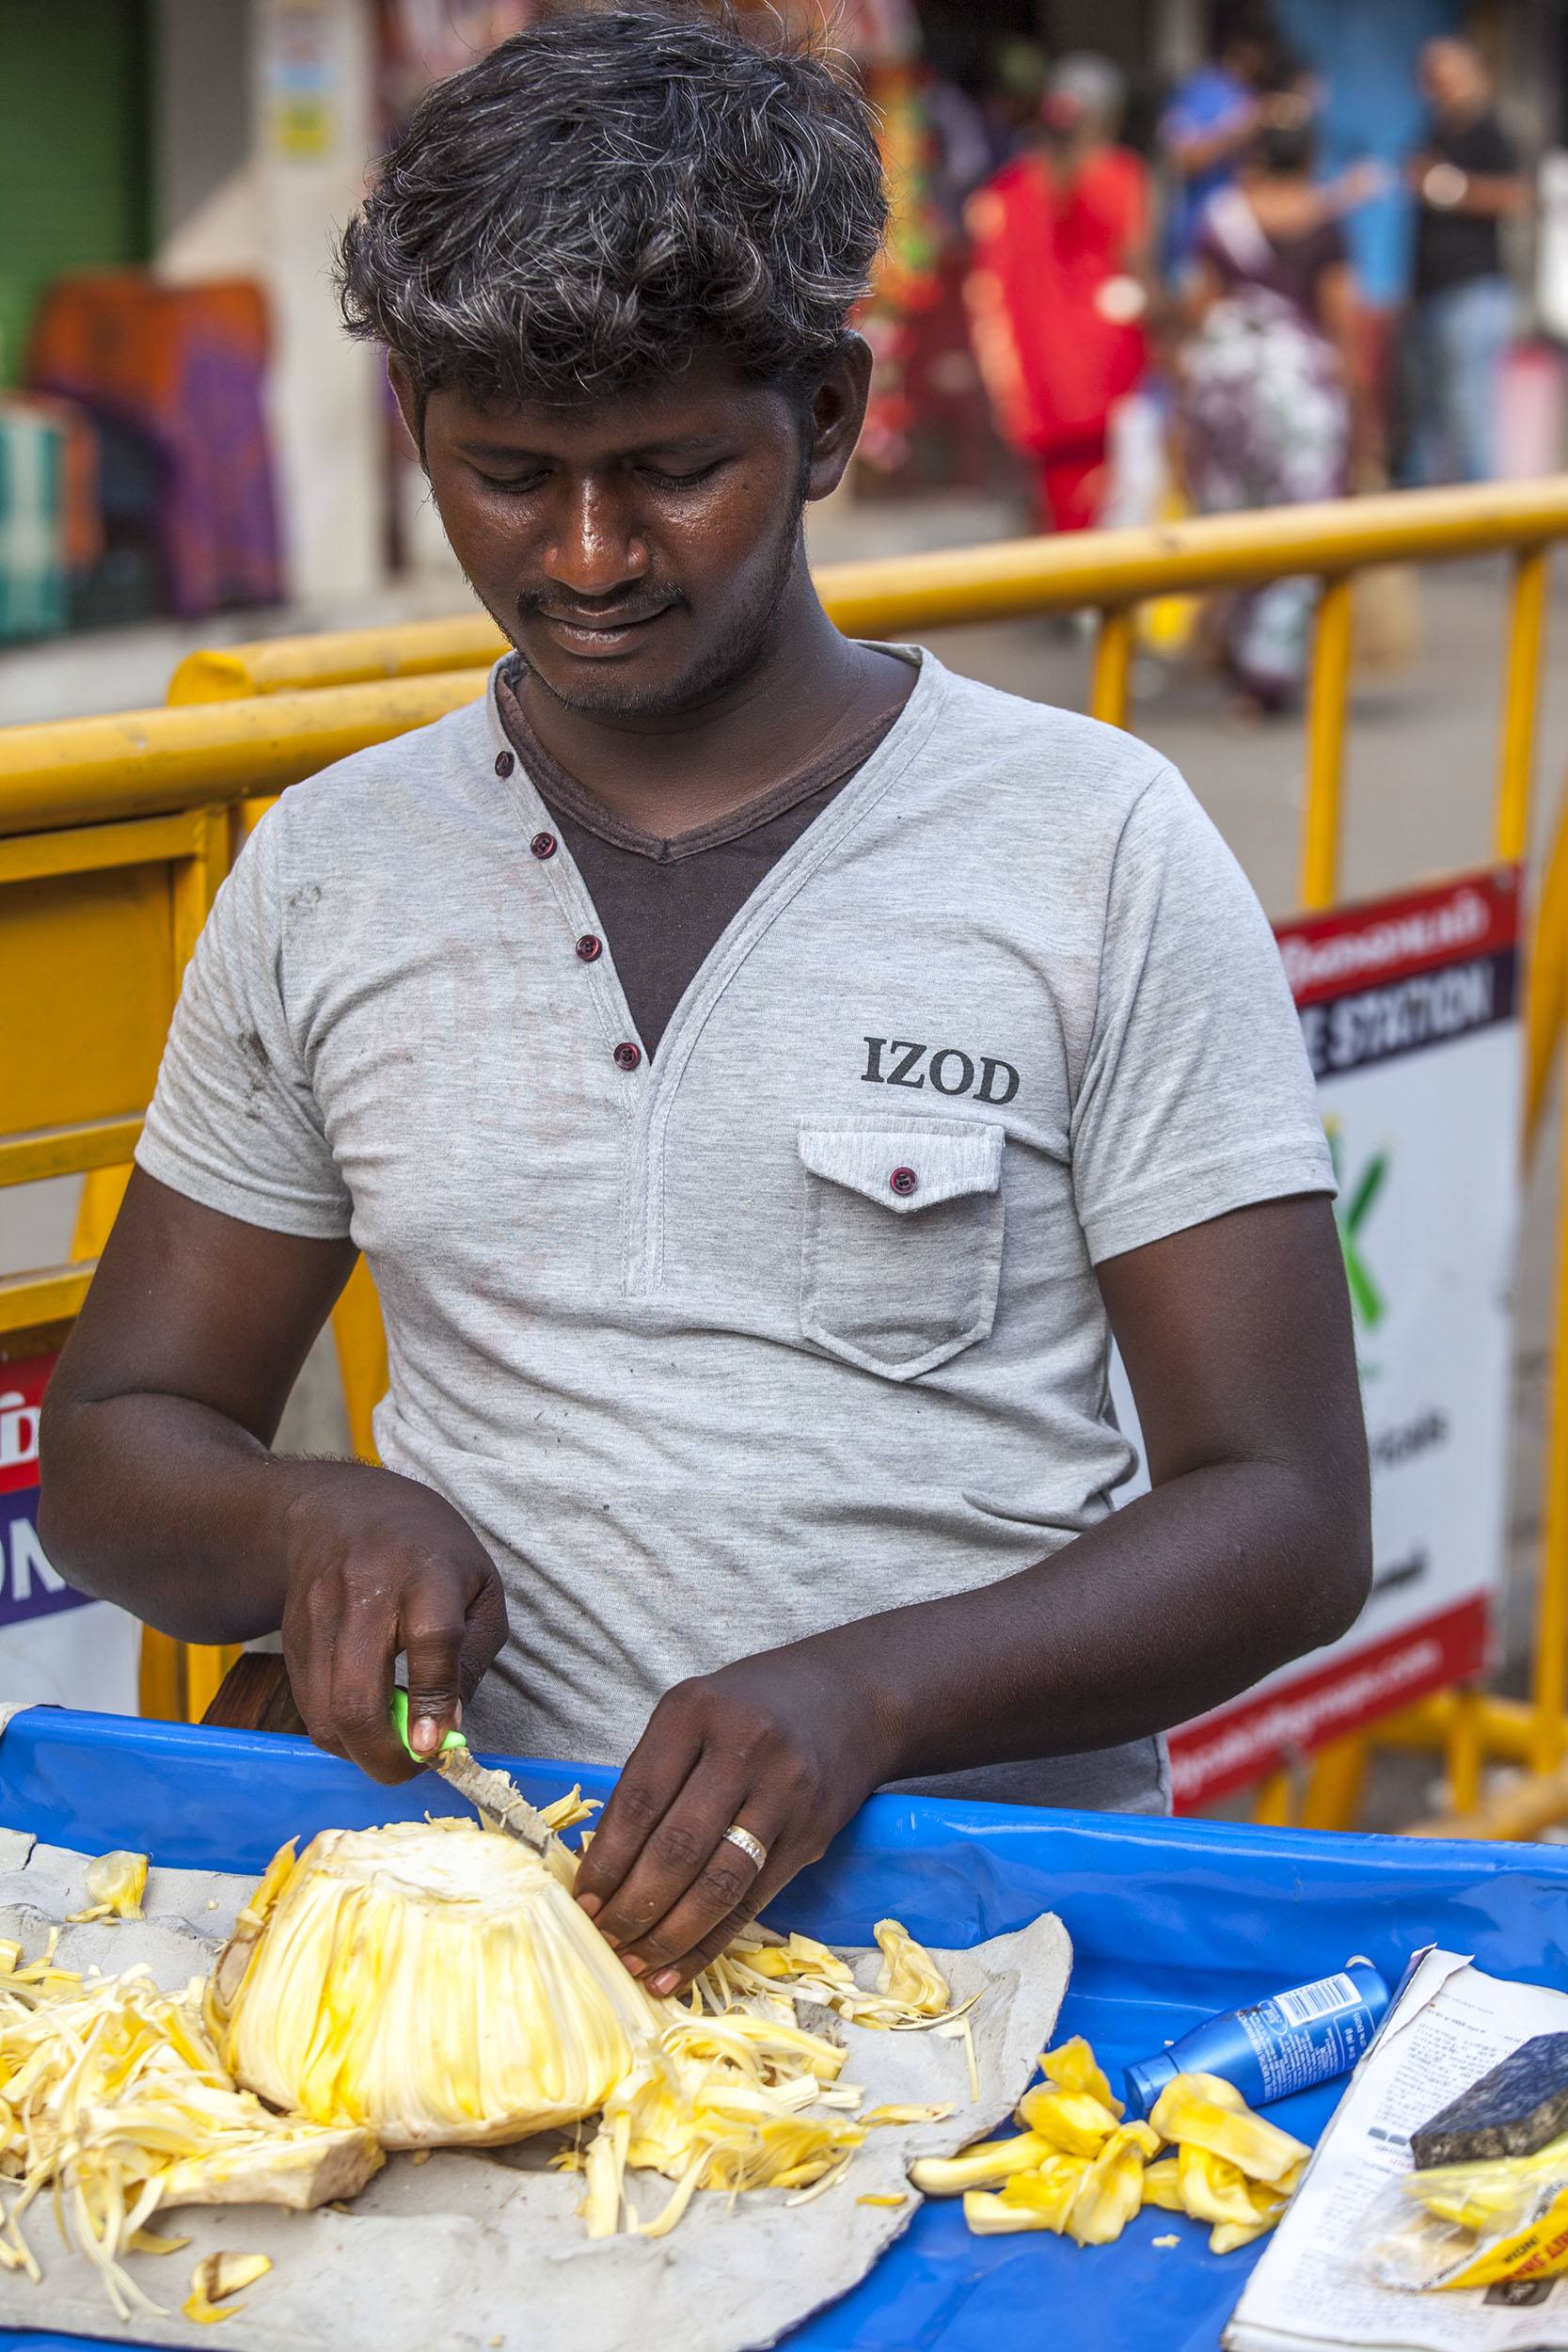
<box><xmin>861</xmin><ymin>1038</ymin><xmax>1020</xmax><ymax>1104</ymax></box>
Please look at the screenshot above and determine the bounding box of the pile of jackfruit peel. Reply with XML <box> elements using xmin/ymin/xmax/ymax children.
<box><xmin>0</xmin><ymin>1808</ymin><xmax>975</xmax><ymax>2318</ymax></box>
<box><xmin>0</xmin><ymin>1929</ymin><xmax>380</xmax><ymax>2325</ymax></box>
<box><xmin>911</xmin><ymin>2035</ymin><xmax>1308</xmax><ymax>2254</ymax></box>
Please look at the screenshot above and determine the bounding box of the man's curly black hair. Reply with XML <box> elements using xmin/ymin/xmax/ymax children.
<box><xmin>337</xmin><ymin>7</ymin><xmax>888</xmax><ymax>409</ymax></box>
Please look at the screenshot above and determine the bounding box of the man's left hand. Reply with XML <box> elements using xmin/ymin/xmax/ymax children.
<box><xmin>571</xmin><ymin>1638</ymin><xmax>900</xmax><ymax>1995</ymax></box>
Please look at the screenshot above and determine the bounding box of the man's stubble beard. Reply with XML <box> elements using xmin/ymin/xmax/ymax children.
<box><xmin>468</xmin><ymin>503</ymin><xmax>809</xmax><ymax>725</ymax></box>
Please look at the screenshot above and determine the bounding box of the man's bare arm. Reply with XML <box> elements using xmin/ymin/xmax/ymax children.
<box><xmin>39</xmin><ymin>1169</ymin><xmax>507</xmax><ymax>1777</ymax></box>
<box><xmin>574</xmin><ymin>1195</ymin><xmax>1372</xmax><ymax>1991</ymax></box>
<box><xmin>1408</xmin><ymin>153</ymin><xmax>1530</xmax><ymax>216</ymax></box>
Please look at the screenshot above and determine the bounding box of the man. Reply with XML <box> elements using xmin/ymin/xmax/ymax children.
<box><xmin>1159</xmin><ymin>15</ymin><xmax>1282</xmax><ymax>267</ymax></box>
<box><xmin>40</xmin><ymin>9</ymin><xmax>1370</xmax><ymax>1999</ymax></box>
<box><xmin>1404</xmin><ymin>36</ymin><xmax>1527</xmax><ymax>485</ymax></box>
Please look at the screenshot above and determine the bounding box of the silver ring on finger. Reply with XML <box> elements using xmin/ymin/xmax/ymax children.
<box><xmin>721</xmin><ymin>1822</ymin><xmax>768</xmax><ymax>1874</ymax></box>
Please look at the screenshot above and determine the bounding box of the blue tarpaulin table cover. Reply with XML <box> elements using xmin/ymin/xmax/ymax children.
<box><xmin>4</xmin><ymin>1708</ymin><xmax>1566</xmax><ymax>2352</ymax></box>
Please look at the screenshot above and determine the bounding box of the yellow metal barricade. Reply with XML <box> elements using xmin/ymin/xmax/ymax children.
<box><xmin>0</xmin><ymin>674</ymin><xmax>489</xmax><ymax>1718</ymax></box>
<box><xmin>0</xmin><ymin>796</ymin><xmax>238</xmax><ymax>1718</ymax></box>
<box><xmin>187</xmin><ymin>479</ymin><xmax>1568</xmax><ymax>901</ymax></box>
<box><xmin>9</xmin><ymin>477</ymin><xmax>1568</xmax><ymax>1792</ymax></box>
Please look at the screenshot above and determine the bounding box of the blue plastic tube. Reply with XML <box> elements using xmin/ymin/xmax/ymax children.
<box><xmin>1123</xmin><ymin>1960</ymin><xmax>1392</xmax><ymax>2117</ymax></box>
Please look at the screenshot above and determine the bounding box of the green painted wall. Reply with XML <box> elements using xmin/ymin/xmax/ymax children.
<box><xmin>0</xmin><ymin>1</ymin><xmax>150</xmax><ymax>386</ymax></box>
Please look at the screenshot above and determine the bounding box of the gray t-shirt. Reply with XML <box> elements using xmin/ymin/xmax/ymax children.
<box><xmin>136</xmin><ymin>650</ymin><xmax>1333</xmax><ymax>1815</ymax></box>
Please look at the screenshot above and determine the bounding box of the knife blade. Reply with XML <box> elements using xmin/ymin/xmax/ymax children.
<box><xmin>389</xmin><ymin>1689</ymin><xmax>561</xmax><ymax>1860</ymax></box>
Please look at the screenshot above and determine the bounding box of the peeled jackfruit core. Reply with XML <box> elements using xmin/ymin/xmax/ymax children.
<box><xmin>213</xmin><ymin>1820</ymin><xmax>665</xmax><ymax>2149</ymax></box>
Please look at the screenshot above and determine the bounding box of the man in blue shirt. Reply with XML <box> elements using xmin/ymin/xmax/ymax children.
<box><xmin>1161</xmin><ymin>24</ymin><xmax>1277</xmax><ymax>264</ymax></box>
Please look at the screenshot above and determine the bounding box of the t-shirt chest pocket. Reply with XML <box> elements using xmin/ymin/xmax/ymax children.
<box><xmin>797</xmin><ymin>1118</ymin><xmax>1006</xmax><ymax>1381</ymax></box>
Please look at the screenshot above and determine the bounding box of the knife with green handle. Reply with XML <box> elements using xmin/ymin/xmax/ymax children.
<box><xmin>389</xmin><ymin>1688</ymin><xmax>560</xmax><ymax>1859</ymax></box>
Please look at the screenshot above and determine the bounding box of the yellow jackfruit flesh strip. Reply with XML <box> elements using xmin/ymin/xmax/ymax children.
<box><xmin>1015</xmin><ymin>2086</ymin><xmax>1121</xmax><ymax>2157</ymax></box>
<box><xmin>67</xmin><ymin>1850</ymin><xmax>149</xmax><ymax>1924</ymax></box>
<box><xmin>182</xmin><ymin>2296</ymin><xmax>237</xmax><ymax>2328</ymax></box>
<box><xmin>1142</xmin><ymin>2156</ymin><xmax>1185</xmax><ymax>2211</ymax></box>
<box><xmin>1037</xmin><ymin>2036</ymin><xmax>1122</xmax><ymax>2115</ymax></box>
<box><xmin>1067</xmin><ymin>2122</ymin><xmax>1160</xmax><ymax>2247</ymax></box>
<box><xmin>182</xmin><ymin>2251</ymin><xmax>272</xmax><ymax>2325</ymax></box>
<box><xmin>1149</xmin><ymin>2075</ymin><xmax>1309</xmax><ymax>2185</ymax></box>
<box><xmin>581</xmin><ymin>2026</ymin><xmax>869</xmax><ymax>2234</ymax></box>
<box><xmin>964</xmin><ymin>2188</ymin><xmax>1061</xmax><ymax>2234</ymax></box>
<box><xmin>1177</xmin><ymin>2143</ymin><xmax>1269</xmax><ymax>2228</ymax></box>
<box><xmin>911</xmin><ymin>2131</ymin><xmax>1056</xmax><ymax>2195</ymax></box>
<box><xmin>873</xmin><ymin>1921</ymin><xmax>950</xmax><ymax>2016</ymax></box>
<box><xmin>538</xmin><ymin>1786</ymin><xmax>600</xmax><ymax>1834</ymax></box>
<box><xmin>128</xmin><ymin>2228</ymin><xmax>191</xmax><ymax>2256</ymax></box>
<box><xmin>1211</xmin><ymin>2214</ymin><xmax>1280</xmax><ymax>2254</ymax></box>
<box><xmin>998</xmin><ymin>2153</ymin><xmax>1087</xmax><ymax>2232</ymax></box>
<box><xmin>861</xmin><ymin>2103</ymin><xmax>956</xmax><ymax>2127</ymax></box>
<box><xmin>701</xmin><ymin>1919</ymin><xmax>963</xmax><ymax>2035</ymax></box>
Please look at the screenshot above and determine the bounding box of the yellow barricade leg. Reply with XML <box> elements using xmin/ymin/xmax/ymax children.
<box><xmin>1298</xmin><ymin>1736</ymin><xmax>1369</xmax><ymax>1833</ymax></box>
<box><xmin>71</xmin><ymin>1170</ymin><xmax>243</xmax><ymax>1722</ymax></box>
<box><xmin>1252</xmin><ymin>1769</ymin><xmax>1296</xmax><ymax>1828</ymax></box>
<box><xmin>332</xmin><ymin>1257</ymin><xmax>389</xmax><ymax>1465</ymax></box>
<box><xmin>1531</xmin><ymin>1016</ymin><xmax>1568</xmax><ymax>1777</ymax></box>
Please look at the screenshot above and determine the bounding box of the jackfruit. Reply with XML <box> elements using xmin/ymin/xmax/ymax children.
<box><xmin>1037</xmin><ymin>2036</ymin><xmax>1122</xmax><ymax>2114</ymax></box>
<box><xmin>213</xmin><ymin>1818</ymin><xmax>964</xmax><ymax>2242</ymax></box>
<box><xmin>953</xmin><ymin>2037</ymin><xmax>1304</xmax><ymax>2258</ymax></box>
<box><xmin>8</xmin><ymin>1813</ymin><xmax>968</xmax><ymax>2314</ymax></box>
<box><xmin>910</xmin><ymin>2131</ymin><xmax>1056</xmax><ymax>2195</ymax></box>
<box><xmin>1067</xmin><ymin>2122</ymin><xmax>1160</xmax><ymax>2246</ymax></box>
<box><xmin>705</xmin><ymin>1919</ymin><xmax>965</xmax><ymax>2034</ymax></box>
<box><xmin>1210</xmin><ymin>2212</ymin><xmax>1281</xmax><ymax>2254</ymax></box>
<box><xmin>1141</xmin><ymin>2156</ymin><xmax>1185</xmax><ymax>2212</ymax></box>
<box><xmin>209</xmin><ymin>1820</ymin><xmax>666</xmax><ymax>2147</ymax></box>
<box><xmin>182</xmin><ymin>2251</ymin><xmax>271</xmax><ymax>2326</ymax></box>
<box><xmin>1149</xmin><ymin>2074</ymin><xmax>1309</xmax><ymax>2185</ymax></box>
<box><xmin>998</xmin><ymin>2153</ymin><xmax>1086</xmax><ymax>2232</ymax></box>
<box><xmin>874</xmin><ymin>1921</ymin><xmax>950</xmax><ymax>2016</ymax></box>
<box><xmin>1015</xmin><ymin>2085</ymin><xmax>1121</xmax><ymax>2156</ymax></box>
<box><xmin>1177</xmin><ymin>2143</ymin><xmax>1268</xmax><ymax>2228</ymax></box>
<box><xmin>0</xmin><ymin>1956</ymin><xmax>379</xmax><ymax>2321</ymax></box>
<box><xmin>67</xmin><ymin>1849</ymin><xmax>148</xmax><ymax>1923</ymax></box>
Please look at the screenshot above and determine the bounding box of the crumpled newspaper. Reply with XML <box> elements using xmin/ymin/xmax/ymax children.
<box><xmin>0</xmin><ymin>1836</ymin><xmax>1069</xmax><ymax>2352</ymax></box>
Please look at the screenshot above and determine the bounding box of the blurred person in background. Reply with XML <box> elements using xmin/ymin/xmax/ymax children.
<box><xmin>1179</xmin><ymin>115</ymin><xmax>1368</xmax><ymax>714</ymax></box>
<box><xmin>965</xmin><ymin>54</ymin><xmax>1150</xmax><ymax>533</ymax></box>
<box><xmin>1159</xmin><ymin>13</ymin><xmax>1281</xmax><ymax>266</ymax></box>
<box><xmin>1403</xmin><ymin>37</ymin><xmax>1527</xmax><ymax>485</ymax></box>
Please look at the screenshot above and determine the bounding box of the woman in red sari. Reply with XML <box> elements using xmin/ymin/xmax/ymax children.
<box><xmin>966</xmin><ymin>55</ymin><xmax>1151</xmax><ymax>532</ymax></box>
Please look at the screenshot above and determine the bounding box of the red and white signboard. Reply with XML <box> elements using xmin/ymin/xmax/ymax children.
<box><xmin>0</xmin><ymin>1353</ymin><xmax>139</xmax><ymax>1711</ymax></box>
<box><xmin>1142</xmin><ymin>866</ymin><xmax>1523</xmax><ymax>1809</ymax></box>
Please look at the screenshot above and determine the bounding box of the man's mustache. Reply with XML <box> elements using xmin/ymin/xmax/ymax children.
<box><xmin>518</xmin><ymin>589</ymin><xmax>685</xmax><ymax>628</ymax></box>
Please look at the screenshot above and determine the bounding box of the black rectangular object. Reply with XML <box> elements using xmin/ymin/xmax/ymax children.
<box><xmin>1412</xmin><ymin>2033</ymin><xmax>1568</xmax><ymax>2168</ymax></box>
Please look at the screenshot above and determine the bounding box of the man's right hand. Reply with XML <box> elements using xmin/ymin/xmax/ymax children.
<box><xmin>279</xmin><ymin>1465</ymin><xmax>510</xmax><ymax>1783</ymax></box>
